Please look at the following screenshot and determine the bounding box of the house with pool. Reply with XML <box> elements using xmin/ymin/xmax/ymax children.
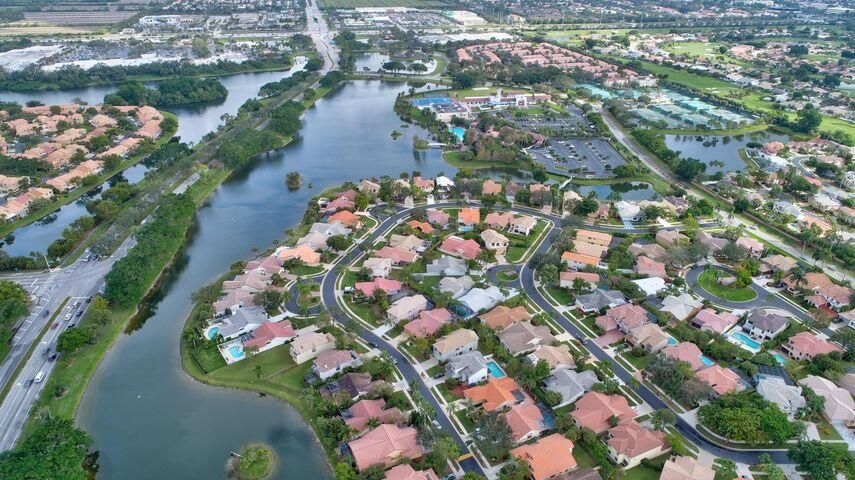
<box><xmin>218</xmin><ymin>319</ymin><xmax>296</xmax><ymax>365</ymax></box>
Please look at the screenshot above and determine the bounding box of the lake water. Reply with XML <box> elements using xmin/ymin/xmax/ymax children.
<box><xmin>75</xmin><ymin>80</ymin><xmax>448</xmax><ymax>480</ymax></box>
<box><xmin>0</xmin><ymin>62</ymin><xmax>308</xmax><ymax>257</ymax></box>
<box><xmin>663</xmin><ymin>130</ymin><xmax>790</xmax><ymax>174</ymax></box>
<box><xmin>574</xmin><ymin>181</ymin><xmax>657</xmax><ymax>201</ymax></box>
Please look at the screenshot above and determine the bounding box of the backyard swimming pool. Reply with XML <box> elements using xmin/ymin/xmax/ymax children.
<box><xmin>486</xmin><ymin>360</ymin><xmax>506</xmax><ymax>379</ymax></box>
<box><xmin>449</xmin><ymin>126</ymin><xmax>465</xmax><ymax>143</ymax></box>
<box><xmin>730</xmin><ymin>331</ymin><xmax>761</xmax><ymax>351</ymax></box>
<box><xmin>774</xmin><ymin>353</ymin><xmax>788</xmax><ymax>365</ymax></box>
<box><xmin>700</xmin><ymin>355</ymin><xmax>714</xmax><ymax>367</ymax></box>
<box><xmin>206</xmin><ymin>326</ymin><xmax>220</xmax><ymax>340</ymax></box>
<box><xmin>228</xmin><ymin>345</ymin><xmax>245</xmax><ymax>360</ymax></box>
<box><xmin>667</xmin><ymin>337</ymin><xmax>677</xmax><ymax>345</ymax></box>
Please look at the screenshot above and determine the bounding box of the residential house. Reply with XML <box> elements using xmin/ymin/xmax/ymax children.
<box><xmin>383</xmin><ymin>465</ymin><xmax>438</xmax><ymax>480</ymax></box>
<box><xmin>743</xmin><ymin>310</ymin><xmax>789</xmax><ymax>341</ymax></box>
<box><xmin>509</xmin><ymin>215</ymin><xmax>536</xmax><ymax>236</ymax></box>
<box><xmin>343</xmin><ymin>399</ymin><xmax>405</xmax><ymax>433</ymax></box>
<box><xmin>481</xmin><ymin>229</ymin><xmax>509</xmax><ymax>253</ymax></box>
<box><xmin>388</xmin><ymin>295</ymin><xmax>428</xmax><ymax>323</ymax></box>
<box><xmin>404</xmin><ymin>308</ymin><xmax>452</xmax><ymax>338</ymax></box>
<box><xmin>635</xmin><ymin>255</ymin><xmax>668</xmax><ymax>280</ymax></box>
<box><xmin>363</xmin><ymin>257</ymin><xmax>393</xmax><ymax>278</ymax></box>
<box><xmin>355</xmin><ymin>278</ymin><xmax>402</xmax><ymax>297</ymax></box>
<box><xmin>426</xmin><ymin>209</ymin><xmax>450</xmax><ymax>228</ymax></box>
<box><xmin>482</xmin><ymin>179</ymin><xmax>502</xmax><ymax>196</ymax></box>
<box><xmin>480</xmin><ymin>305</ymin><xmax>531</xmax><ymax>330</ymax></box>
<box><xmin>389</xmin><ymin>234</ymin><xmax>424</xmax><ymax>252</ymax></box>
<box><xmin>695</xmin><ymin>231</ymin><xmax>728</xmax><ymax>254</ymax></box>
<box><xmin>510</xmin><ymin>434</ymin><xmax>578</xmax><ymax>480</ymax></box>
<box><xmin>439</xmin><ymin>235</ymin><xmax>481</xmax><ymax>260</ymax></box>
<box><xmin>615</xmin><ymin>201</ymin><xmax>641</xmax><ymax>221</ymax></box>
<box><xmin>759</xmin><ymin>254</ymin><xmax>798</xmax><ymax>276</ymax></box>
<box><xmin>437</xmin><ymin>275</ymin><xmax>474</xmax><ymax>299</ymax></box>
<box><xmin>662</xmin><ymin>342</ymin><xmax>707</xmax><ymax>371</ymax></box>
<box><xmin>571</xmin><ymin>392</ymin><xmax>635</xmax><ymax>434</ymax></box>
<box><xmin>632</xmin><ymin>277</ymin><xmax>667</xmax><ymax>297</ymax></box>
<box><xmin>484</xmin><ymin>212</ymin><xmax>513</xmax><ymax>229</ymax></box>
<box><xmin>359</xmin><ymin>179</ymin><xmax>380</xmax><ymax>194</ymax></box>
<box><xmin>577</xmin><ymin>230</ymin><xmax>612</xmax><ymax>247</ymax></box>
<box><xmin>625</xmin><ymin>324</ymin><xmax>670</xmax><ymax>353</ymax></box>
<box><xmin>690</xmin><ymin>308</ymin><xmax>739</xmax><ymax>334</ymax></box>
<box><xmin>782</xmin><ymin>331</ymin><xmax>842</xmax><ymax>361</ymax></box>
<box><xmin>347</xmin><ymin>424</ymin><xmax>424</xmax><ymax>471</ymax></box>
<box><xmin>412</xmin><ymin>176</ymin><xmax>434</xmax><ymax>192</ymax></box>
<box><xmin>545</xmin><ymin>369</ymin><xmax>598</xmax><ymax>407</ymax></box>
<box><xmin>757</xmin><ymin>376</ymin><xmax>805</xmax><ymax>417</ymax></box>
<box><xmin>799</xmin><ymin>375</ymin><xmax>855</xmax><ymax>427</ymax></box>
<box><xmin>784</xmin><ymin>272</ymin><xmax>853</xmax><ymax>312</ymax></box>
<box><xmin>406</xmin><ymin>220</ymin><xmax>434</xmax><ymax>235</ymax></box>
<box><xmin>659</xmin><ymin>293</ymin><xmax>702</xmax><ymax>321</ymax></box>
<box><xmin>458</xmin><ymin>207</ymin><xmax>480</xmax><ymax>226</ymax></box>
<box><xmin>320</xmin><ymin>372</ymin><xmax>383</xmax><ymax>401</ymax></box>
<box><xmin>606</xmin><ymin>421</ymin><xmax>667</xmax><ymax>469</ymax></box>
<box><xmin>736</xmin><ymin>236</ymin><xmax>764</xmax><ymax>258</ymax></box>
<box><xmin>773</xmin><ymin>200</ymin><xmax>801</xmax><ymax>217</ymax></box>
<box><xmin>504</xmin><ymin>401</ymin><xmax>549</xmax><ymax>443</ymax></box>
<box><xmin>560</xmin><ymin>271</ymin><xmax>600</xmax><ymax>290</ymax></box>
<box><xmin>656</xmin><ymin>230</ymin><xmax>689</xmax><ymax>248</ymax></box>
<box><xmin>660</xmin><ymin>456</ymin><xmax>715</xmax><ymax>480</ymax></box>
<box><xmin>663</xmin><ymin>197</ymin><xmax>690</xmax><ymax>215</ymax></box>
<box><xmin>499</xmin><ymin>321</ymin><xmax>555</xmax><ymax>355</ymax></box>
<box><xmin>458</xmin><ymin>286</ymin><xmax>513</xmax><ymax>316</ymax></box>
<box><xmin>562</xmin><ymin>251</ymin><xmax>600</xmax><ymax>270</ymax></box>
<box><xmin>696</xmin><ymin>365</ymin><xmax>743</xmax><ymax>396</ymax></box>
<box><xmin>445</xmin><ymin>351</ymin><xmax>489</xmax><ymax>385</ymax></box>
<box><xmin>596</xmin><ymin>303</ymin><xmax>649</xmax><ymax>333</ymax></box>
<box><xmin>329</xmin><ymin>210</ymin><xmax>362</xmax><ymax>228</ymax></box>
<box><xmin>432</xmin><ymin>328</ymin><xmax>478</xmax><ymax>361</ymax></box>
<box><xmin>464</xmin><ymin>377</ymin><xmax>527</xmax><ymax>411</ymax></box>
<box><xmin>425</xmin><ymin>256</ymin><xmax>467</xmax><ymax>276</ymax></box>
<box><xmin>376</xmin><ymin>246</ymin><xmax>418</xmax><ymax>264</ymax></box>
<box><xmin>575</xmin><ymin>289</ymin><xmax>626</xmax><ymax>314</ymax></box>
<box><xmin>289</xmin><ymin>331</ymin><xmax>336</xmax><ymax>364</ymax></box>
<box><xmin>312</xmin><ymin>349</ymin><xmax>363</xmax><ymax>380</ymax></box>
<box><xmin>528</xmin><ymin>344</ymin><xmax>576</xmax><ymax>371</ymax></box>
<box><xmin>275</xmin><ymin>245</ymin><xmax>321</xmax><ymax>266</ymax></box>
<box><xmin>573</xmin><ymin>240</ymin><xmax>608</xmax><ymax>259</ymax></box>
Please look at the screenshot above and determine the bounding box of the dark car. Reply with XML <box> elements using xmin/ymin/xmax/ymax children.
<box><xmin>24</xmin><ymin>379</ymin><xmax>33</xmax><ymax>388</ymax></box>
<box><xmin>48</xmin><ymin>353</ymin><xmax>59</xmax><ymax>361</ymax></box>
<box><xmin>76</xmin><ymin>310</ymin><xmax>83</xmax><ymax>317</ymax></box>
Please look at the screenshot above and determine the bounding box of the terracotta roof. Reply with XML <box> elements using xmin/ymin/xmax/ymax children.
<box><xmin>348</xmin><ymin>424</ymin><xmax>423</xmax><ymax>471</ymax></box>
<box><xmin>479</xmin><ymin>305</ymin><xmax>531</xmax><ymax>330</ymax></box>
<box><xmin>464</xmin><ymin>377</ymin><xmax>525</xmax><ymax>412</ymax></box>
<box><xmin>786</xmin><ymin>332</ymin><xmax>842</xmax><ymax>358</ymax></box>
<box><xmin>660</xmin><ymin>455</ymin><xmax>715</xmax><ymax>480</ymax></box>
<box><xmin>355</xmin><ymin>278</ymin><xmax>402</xmax><ymax>296</ymax></box>
<box><xmin>571</xmin><ymin>391</ymin><xmax>635</xmax><ymax>434</ymax></box>
<box><xmin>562</xmin><ymin>251</ymin><xmax>600</xmax><ymax>267</ymax></box>
<box><xmin>607</xmin><ymin>421</ymin><xmax>665</xmax><ymax>458</ymax></box>
<box><xmin>511</xmin><ymin>433</ymin><xmax>577</xmax><ymax>480</ymax></box>
<box><xmin>383</xmin><ymin>464</ymin><xmax>438</xmax><ymax>480</ymax></box>
<box><xmin>439</xmin><ymin>235</ymin><xmax>482</xmax><ymax>260</ymax></box>
<box><xmin>576</xmin><ymin>229</ymin><xmax>612</xmax><ymax>247</ymax></box>
<box><xmin>330</xmin><ymin>210</ymin><xmax>361</xmax><ymax>227</ymax></box>
<box><xmin>458</xmin><ymin>207</ymin><xmax>480</xmax><ymax>225</ymax></box>
<box><xmin>504</xmin><ymin>401</ymin><xmax>547</xmax><ymax>442</ymax></box>
<box><xmin>663</xmin><ymin>342</ymin><xmax>706</xmax><ymax>371</ymax></box>
<box><xmin>696</xmin><ymin>365</ymin><xmax>742</xmax><ymax>396</ymax></box>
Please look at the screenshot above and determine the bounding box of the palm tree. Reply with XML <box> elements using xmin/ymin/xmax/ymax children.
<box><xmin>790</xmin><ymin>267</ymin><xmax>808</xmax><ymax>290</ymax></box>
<box><xmin>254</xmin><ymin>364</ymin><xmax>264</xmax><ymax>380</ymax></box>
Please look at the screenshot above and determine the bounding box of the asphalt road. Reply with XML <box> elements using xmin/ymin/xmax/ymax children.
<box><xmin>0</xmin><ymin>237</ymin><xmax>133</xmax><ymax>451</ymax></box>
<box><xmin>321</xmin><ymin>200</ymin><xmax>795</xmax><ymax>468</ymax></box>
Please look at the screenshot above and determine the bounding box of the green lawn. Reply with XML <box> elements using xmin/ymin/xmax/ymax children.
<box><xmin>572</xmin><ymin>444</ymin><xmax>599</xmax><ymax>469</ymax></box>
<box><xmin>545</xmin><ymin>286</ymin><xmax>575</xmax><ymax>306</ymax></box>
<box><xmin>454</xmin><ymin>409</ymin><xmax>475</xmax><ymax>432</ymax></box>
<box><xmin>624</xmin><ymin>454</ymin><xmax>669</xmax><ymax>480</ymax></box>
<box><xmin>344</xmin><ymin>298</ymin><xmax>383</xmax><ymax>327</ymax></box>
<box><xmin>436</xmin><ymin>383</ymin><xmax>459</xmax><ymax>403</ymax></box>
<box><xmin>697</xmin><ymin>269</ymin><xmax>758</xmax><ymax>302</ymax></box>
<box><xmin>496</xmin><ymin>270</ymin><xmax>519</xmax><ymax>283</ymax></box>
<box><xmin>816</xmin><ymin>417</ymin><xmax>843</xmax><ymax>441</ymax></box>
<box><xmin>290</xmin><ymin>264</ymin><xmax>325</xmax><ymax>276</ymax></box>
<box><xmin>622</xmin><ymin>351</ymin><xmax>653</xmax><ymax>371</ymax></box>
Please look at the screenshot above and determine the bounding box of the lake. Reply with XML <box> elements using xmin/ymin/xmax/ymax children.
<box><xmin>663</xmin><ymin>130</ymin><xmax>790</xmax><ymax>174</ymax></box>
<box><xmin>574</xmin><ymin>181</ymin><xmax>657</xmax><ymax>201</ymax></box>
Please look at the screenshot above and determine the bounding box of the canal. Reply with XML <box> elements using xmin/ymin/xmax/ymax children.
<box><xmin>0</xmin><ymin>60</ymin><xmax>308</xmax><ymax>257</ymax></box>
<box><xmin>75</xmin><ymin>80</ymin><xmax>449</xmax><ymax>480</ymax></box>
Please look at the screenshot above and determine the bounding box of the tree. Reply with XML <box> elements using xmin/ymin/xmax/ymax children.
<box><xmin>56</xmin><ymin>327</ymin><xmax>97</xmax><ymax>354</ymax></box>
<box><xmin>326</xmin><ymin>235</ymin><xmax>352</xmax><ymax>251</ymax></box>
<box><xmin>471</xmin><ymin>411</ymin><xmax>513</xmax><ymax>462</ymax></box>
<box><xmin>425</xmin><ymin>436</ymin><xmax>460</xmax><ymax>473</ymax></box>
<box><xmin>253</xmin><ymin>289</ymin><xmax>284</xmax><ymax>313</ymax></box>
<box><xmin>89</xmin><ymin>296</ymin><xmax>112</xmax><ymax>325</ymax></box>
<box><xmin>571</xmin><ymin>277</ymin><xmax>590</xmax><ymax>294</ymax></box>
<box><xmin>0</xmin><ymin>418</ymin><xmax>91</xmax><ymax>480</ymax></box>
<box><xmin>334</xmin><ymin>462</ymin><xmax>358</xmax><ymax>480</ymax></box>
<box><xmin>715</xmin><ymin>459</ymin><xmax>737</xmax><ymax>480</ymax></box>
<box><xmin>795</xmin><ymin>107</ymin><xmax>822</xmax><ymax>134</ymax></box>
<box><xmin>788</xmin><ymin>441</ymin><xmax>850</xmax><ymax>480</ymax></box>
<box><xmin>675</xmin><ymin>158</ymin><xmax>707</xmax><ymax>180</ymax></box>
<box><xmin>539</xmin><ymin>264</ymin><xmax>559</xmax><ymax>287</ymax></box>
<box><xmin>498</xmin><ymin>457</ymin><xmax>531</xmax><ymax>480</ymax></box>
<box><xmin>651</xmin><ymin>408</ymin><xmax>676</xmax><ymax>430</ymax></box>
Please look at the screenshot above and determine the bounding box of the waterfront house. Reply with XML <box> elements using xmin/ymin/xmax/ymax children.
<box><xmin>320</xmin><ymin>372</ymin><xmax>382</xmax><ymax>401</ymax></box>
<box><xmin>312</xmin><ymin>349</ymin><xmax>362</xmax><ymax>380</ymax></box>
<box><xmin>289</xmin><ymin>331</ymin><xmax>336</xmax><ymax>364</ymax></box>
<box><xmin>343</xmin><ymin>399</ymin><xmax>405</xmax><ymax>433</ymax></box>
<box><xmin>347</xmin><ymin>424</ymin><xmax>424</xmax><ymax>471</ymax></box>
<box><xmin>329</xmin><ymin>209</ymin><xmax>361</xmax><ymax>228</ymax></box>
<box><xmin>275</xmin><ymin>244</ymin><xmax>321</xmax><ymax>266</ymax></box>
<box><xmin>482</xmin><ymin>179</ymin><xmax>502</xmax><ymax>196</ymax></box>
<box><xmin>615</xmin><ymin>201</ymin><xmax>641</xmax><ymax>221</ymax></box>
<box><xmin>358</xmin><ymin>179</ymin><xmax>380</xmax><ymax>194</ymax></box>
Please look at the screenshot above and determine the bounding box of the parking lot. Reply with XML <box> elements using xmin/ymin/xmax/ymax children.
<box><xmin>527</xmin><ymin>137</ymin><xmax>626</xmax><ymax>178</ymax></box>
<box><xmin>505</xmin><ymin>104</ymin><xmax>592</xmax><ymax>134</ymax></box>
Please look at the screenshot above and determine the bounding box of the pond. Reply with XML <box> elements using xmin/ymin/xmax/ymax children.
<box><xmin>573</xmin><ymin>181</ymin><xmax>657</xmax><ymax>201</ymax></box>
<box><xmin>0</xmin><ymin>61</ymin><xmax>308</xmax><ymax>256</ymax></box>
<box><xmin>663</xmin><ymin>130</ymin><xmax>790</xmax><ymax>174</ymax></box>
<box><xmin>75</xmin><ymin>80</ymin><xmax>448</xmax><ymax>480</ymax></box>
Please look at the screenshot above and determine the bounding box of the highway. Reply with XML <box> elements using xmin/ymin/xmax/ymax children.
<box><xmin>319</xmin><ymin>200</ymin><xmax>796</xmax><ymax>471</ymax></box>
